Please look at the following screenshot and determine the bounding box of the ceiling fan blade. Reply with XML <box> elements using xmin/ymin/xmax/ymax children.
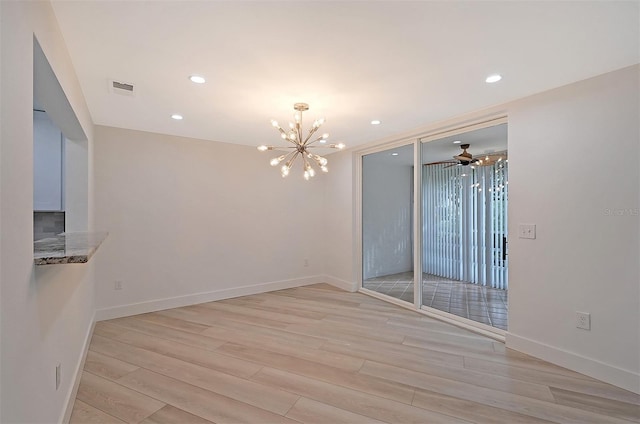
<box><xmin>443</xmin><ymin>163</ymin><xmax>459</xmax><ymax>169</ymax></box>
<box><xmin>424</xmin><ymin>161</ymin><xmax>456</xmax><ymax>166</ymax></box>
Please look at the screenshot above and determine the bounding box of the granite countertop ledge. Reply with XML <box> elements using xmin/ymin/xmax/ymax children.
<box><xmin>34</xmin><ymin>231</ymin><xmax>108</xmax><ymax>265</ymax></box>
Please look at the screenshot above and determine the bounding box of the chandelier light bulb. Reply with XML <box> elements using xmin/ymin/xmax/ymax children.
<box><xmin>258</xmin><ymin>103</ymin><xmax>345</xmax><ymax>180</ymax></box>
<box><xmin>270</xmin><ymin>155</ymin><xmax>285</xmax><ymax>166</ymax></box>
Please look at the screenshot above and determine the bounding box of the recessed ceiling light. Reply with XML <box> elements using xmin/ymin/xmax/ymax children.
<box><xmin>371</xmin><ymin>120</ymin><xmax>381</xmax><ymax>125</ymax></box>
<box><xmin>485</xmin><ymin>74</ymin><xmax>502</xmax><ymax>83</ymax></box>
<box><xmin>171</xmin><ymin>114</ymin><xmax>183</xmax><ymax>120</ymax></box>
<box><xmin>189</xmin><ymin>75</ymin><xmax>206</xmax><ymax>84</ymax></box>
<box><xmin>453</xmin><ymin>140</ymin><xmax>462</xmax><ymax>144</ymax></box>
<box><xmin>391</xmin><ymin>152</ymin><xmax>399</xmax><ymax>156</ymax></box>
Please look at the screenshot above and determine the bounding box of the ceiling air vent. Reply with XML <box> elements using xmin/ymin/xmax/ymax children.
<box><xmin>109</xmin><ymin>79</ymin><xmax>135</xmax><ymax>96</ymax></box>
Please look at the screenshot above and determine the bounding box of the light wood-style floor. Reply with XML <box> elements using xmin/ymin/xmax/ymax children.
<box><xmin>71</xmin><ymin>284</ymin><xmax>640</xmax><ymax>424</ymax></box>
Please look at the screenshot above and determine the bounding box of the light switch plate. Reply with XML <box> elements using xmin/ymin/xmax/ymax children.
<box><xmin>518</xmin><ymin>224</ymin><xmax>536</xmax><ymax>239</ymax></box>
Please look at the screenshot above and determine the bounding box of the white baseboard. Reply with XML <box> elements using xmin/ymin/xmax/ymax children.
<box><xmin>323</xmin><ymin>275</ymin><xmax>358</xmax><ymax>292</ymax></box>
<box><xmin>506</xmin><ymin>333</ymin><xmax>640</xmax><ymax>395</ymax></box>
<box><xmin>60</xmin><ymin>312</ymin><xmax>96</xmax><ymax>424</ymax></box>
<box><xmin>95</xmin><ymin>276</ymin><xmax>323</xmax><ymax>321</ymax></box>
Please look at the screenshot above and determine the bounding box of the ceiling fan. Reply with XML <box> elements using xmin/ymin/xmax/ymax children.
<box><xmin>425</xmin><ymin>144</ymin><xmax>507</xmax><ymax>168</ymax></box>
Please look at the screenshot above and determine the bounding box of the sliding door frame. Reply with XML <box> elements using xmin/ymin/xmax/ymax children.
<box><xmin>355</xmin><ymin>114</ymin><xmax>508</xmax><ymax>340</ymax></box>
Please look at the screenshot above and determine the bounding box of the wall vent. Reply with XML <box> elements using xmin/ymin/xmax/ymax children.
<box><xmin>109</xmin><ymin>79</ymin><xmax>135</xmax><ymax>96</ymax></box>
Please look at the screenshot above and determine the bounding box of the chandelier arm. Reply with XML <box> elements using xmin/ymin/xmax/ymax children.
<box><xmin>302</xmin><ymin>125</ymin><xmax>320</xmax><ymax>145</ymax></box>
<box><xmin>303</xmin><ymin>154</ymin><xmax>313</xmax><ymax>172</ymax></box>
<box><xmin>275</xmin><ymin>127</ymin><xmax>298</xmax><ymax>146</ymax></box>
<box><xmin>262</xmin><ymin>103</ymin><xmax>344</xmax><ymax>179</ymax></box>
<box><xmin>288</xmin><ymin>151</ymin><xmax>301</xmax><ymax>168</ymax></box>
<box><xmin>283</xmin><ymin>150</ymin><xmax>297</xmax><ymax>163</ymax></box>
<box><xmin>296</xmin><ymin>113</ymin><xmax>303</xmax><ymax>143</ymax></box>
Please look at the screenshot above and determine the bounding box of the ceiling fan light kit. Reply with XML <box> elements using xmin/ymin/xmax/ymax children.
<box><xmin>257</xmin><ymin>103</ymin><xmax>345</xmax><ymax>180</ymax></box>
<box><xmin>425</xmin><ymin>143</ymin><xmax>507</xmax><ymax>169</ymax></box>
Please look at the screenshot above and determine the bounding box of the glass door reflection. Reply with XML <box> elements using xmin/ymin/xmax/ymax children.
<box><xmin>362</xmin><ymin>144</ymin><xmax>414</xmax><ymax>303</ymax></box>
<box><xmin>421</xmin><ymin>123</ymin><xmax>508</xmax><ymax>329</ymax></box>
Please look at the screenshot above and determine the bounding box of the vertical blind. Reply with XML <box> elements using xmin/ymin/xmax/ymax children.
<box><xmin>422</xmin><ymin>160</ymin><xmax>508</xmax><ymax>289</ymax></box>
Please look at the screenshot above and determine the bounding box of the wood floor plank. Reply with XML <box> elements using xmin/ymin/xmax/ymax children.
<box><xmin>198</xmin><ymin>315</ymin><xmax>327</xmax><ymax>348</ymax></box>
<box><xmin>321</xmin><ymin>337</ymin><xmax>466</xmax><ymax>370</ymax></box>
<box><xmin>84</xmin><ymin>350</ymin><xmax>139</xmax><ymax>381</ymax></box>
<box><xmin>90</xmin><ymin>335</ymin><xmax>299</xmax><ymax>415</ymax></box>
<box><xmin>305</xmin><ymin>283</ymin><xmax>346</xmax><ymax>292</ymax></box>
<box><xmin>117</xmin><ymin>368</ymin><xmax>299</xmax><ymax>424</ymax></box>
<box><xmin>252</xmin><ymin>367</ymin><xmax>471</xmax><ymax>424</ymax></box>
<box><xmin>360</xmin><ymin>361</ymin><xmax>631</xmax><ymax>423</ymax></box>
<box><xmin>108</xmin><ymin>316</ymin><xmax>226</xmax><ymax>351</ymax></box>
<box><xmin>214</xmin><ymin>333</ymin><xmax>365</xmax><ymax>372</ymax></box>
<box><xmin>220</xmin><ymin>297</ymin><xmax>328</xmax><ymax>320</ymax></box>
<box><xmin>141</xmin><ymin>405</ymin><xmax>214</xmax><ymax>424</ymax></box>
<box><xmin>70</xmin><ymin>399</ymin><xmax>127</xmax><ymax>424</ymax></box>
<box><xmin>217</xmin><ymin>342</ymin><xmax>413</xmax><ymax>404</ymax></box>
<box><xmin>286</xmin><ymin>397</ymin><xmax>387</xmax><ymax>424</ymax></box>
<box><xmin>199</xmin><ymin>300</ymin><xmax>320</xmax><ymax>325</ymax></box>
<box><xmin>386</xmin><ymin>315</ymin><xmax>499</xmax><ymax>338</ymax></box>
<box><xmin>75</xmin><ymin>286</ymin><xmax>637</xmax><ymax>424</ymax></box>
<box><xmin>93</xmin><ymin>325</ymin><xmax>262</xmax><ymax>378</ymax></box>
<box><xmin>77</xmin><ymin>372</ymin><xmax>164</xmax><ymax>424</ymax></box>
<box><xmin>463</xmin><ymin>356</ymin><xmax>640</xmax><ymax>406</ymax></box>
<box><xmin>550</xmin><ymin>387</ymin><xmax>640</xmax><ymax>422</ymax></box>
<box><xmin>402</xmin><ymin>332</ymin><xmax>497</xmax><ymax>354</ymax></box>
<box><xmin>412</xmin><ymin>388</ymin><xmax>555</xmax><ymax>424</ymax></box>
<box><xmin>133</xmin><ymin>312</ymin><xmax>211</xmax><ymax>334</ymax></box>
<box><xmin>258</xmin><ymin>293</ymin><xmax>390</xmax><ymax>323</ymax></box>
<box><xmin>285</xmin><ymin>320</ymin><xmax>406</xmax><ymax>344</ymax></box>
<box><xmin>186</xmin><ymin>303</ymin><xmax>292</xmax><ymax>329</ymax></box>
<box><xmin>360</xmin><ymin>347</ymin><xmax>557</xmax><ymax>402</ymax></box>
<box><xmin>269</xmin><ymin>288</ymin><xmax>364</xmax><ymax>308</ymax></box>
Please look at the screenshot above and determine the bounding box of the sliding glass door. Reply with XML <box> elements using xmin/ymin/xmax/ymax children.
<box><xmin>359</xmin><ymin>121</ymin><xmax>508</xmax><ymax>332</ymax></box>
<box><xmin>421</xmin><ymin>123</ymin><xmax>508</xmax><ymax>329</ymax></box>
<box><xmin>361</xmin><ymin>144</ymin><xmax>414</xmax><ymax>303</ymax></box>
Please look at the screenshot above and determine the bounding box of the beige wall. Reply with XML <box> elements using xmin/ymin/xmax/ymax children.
<box><xmin>327</xmin><ymin>65</ymin><xmax>640</xmax><ymax>393</ymax></box>
<box><xmin>506</xmin><ymin>65</ymin><xmax>639</xmax><ymax>392</ymax></box>
<box><xmin>93</xmin><ymin>126</ymin><xmax>325</xmax><ymax>318</ymax></box>
<box><xmin>0</xmin><ymin>1</ymin><xmax>95</xmax><ymax>423</ymax></box>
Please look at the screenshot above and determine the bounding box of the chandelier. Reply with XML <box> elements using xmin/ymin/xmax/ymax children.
<box><xmin>257</xmin><ymin>103</ymin><xmax>345</xmax><ymax>180</ymax></box>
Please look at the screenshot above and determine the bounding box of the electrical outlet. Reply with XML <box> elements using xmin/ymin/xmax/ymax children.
<box><xmin>55</xmin><ymin>363</ymin><xmax>61</xmax><ymax>390</ymax></box>
<box><xmin>114</xmin><ymin>280</ymin><xmax>123</xmax><ymax>290</ymax></box>
<box><xmin>576</xmin><ymin>311</ymin><xmax>591</xmax><ymax>330</ymax></box>
<box><xmin>304</xmin><ymin>259</ymin><xmax>309</xmax><ymax>267</ymax></box>
<box><xmin>518</xmin><ymin>224</ymin><xmax>536</xmax><ymax>239</ymax></box>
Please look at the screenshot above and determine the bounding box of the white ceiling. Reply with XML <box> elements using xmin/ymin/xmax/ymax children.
<box><xmin>51</xmin><ymin>1</ymin><xmax>639</xmax><ymax>150</ymax></box>
<box><xmin>364</xmin><ymin>122</ymin><xmax>507</xmax><ymax>166</ymax></box>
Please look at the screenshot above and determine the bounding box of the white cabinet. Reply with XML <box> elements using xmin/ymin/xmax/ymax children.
<box><xmin>33</xmin><ymin>110</ymin><xmax>64</xmax><ymax>211</ymax></box>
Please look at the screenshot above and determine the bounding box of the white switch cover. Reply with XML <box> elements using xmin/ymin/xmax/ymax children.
<box><xmin>518</xmin><ymin>224</ymin><xmax>536</xmax><ymax>239</ymax></box>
